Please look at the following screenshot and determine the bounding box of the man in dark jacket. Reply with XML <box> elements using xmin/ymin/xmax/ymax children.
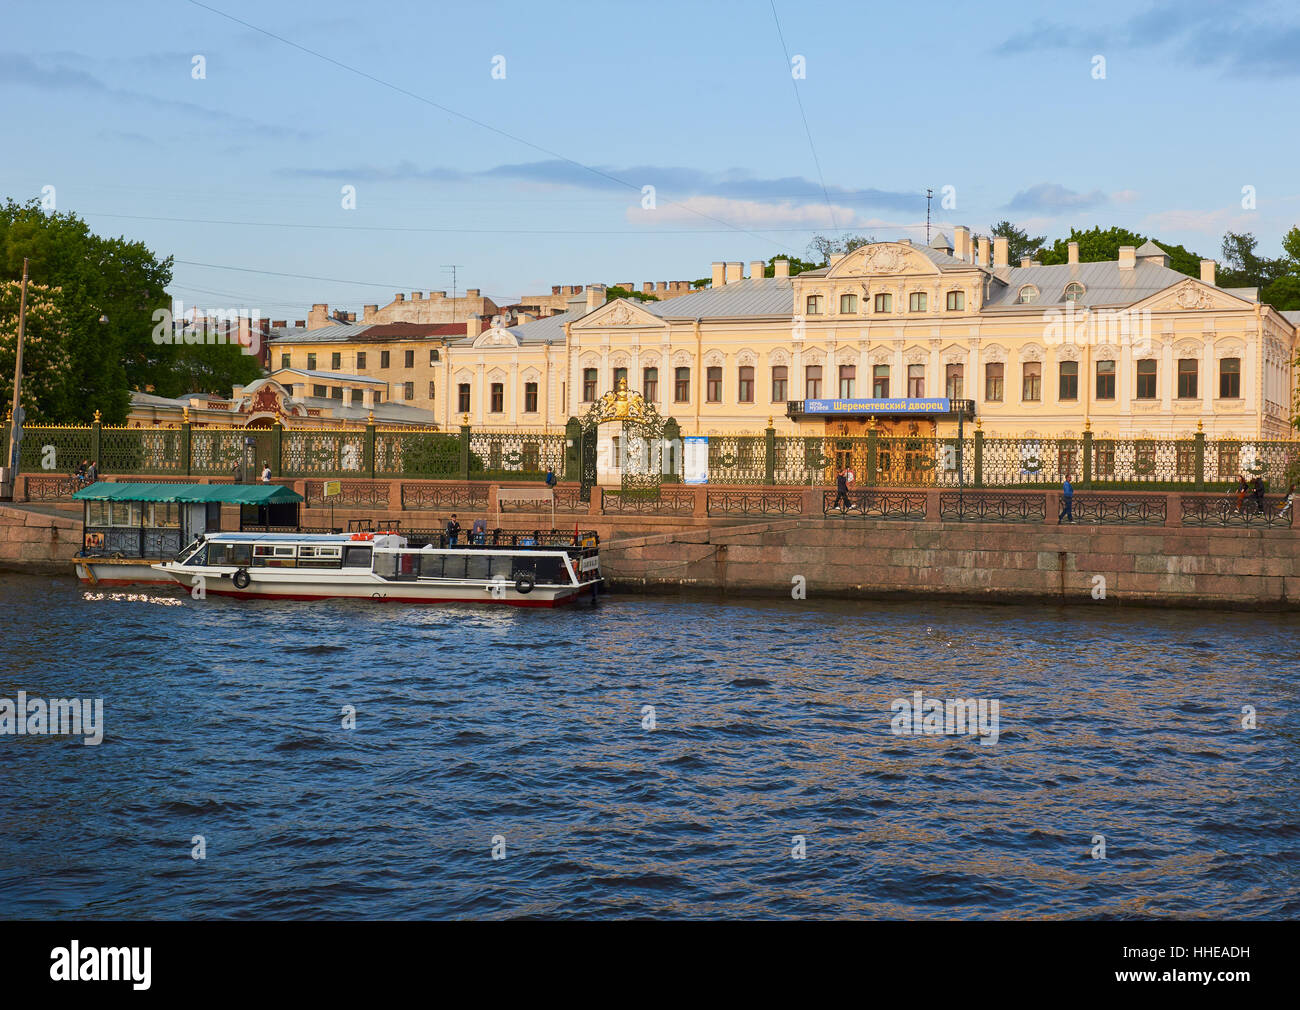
<box><xmin>831</xmin><ymin>467</ymin><xmax>851</xmax><ymax>512</ymax></box>
<box><xmin>445</xmin><ymin>514</ymin><xmax>461</xmax><ymax>546</ymax></box>
<box><xmin>1059</xmin><ymin>478</ymin><xmax>1074</xmax><ymax>523</ymax></box>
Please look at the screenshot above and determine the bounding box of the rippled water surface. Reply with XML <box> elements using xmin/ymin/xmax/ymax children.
<box><xmin>1</xmin><ymin>573</ymin><xmax>1297</xmax><ymax>919</ymax></box>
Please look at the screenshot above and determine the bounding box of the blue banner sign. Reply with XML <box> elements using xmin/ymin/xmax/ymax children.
<box><xmin>801</xmin><ymin>397</ymin><xmax>951</xmax><ymax>415</ymax></box>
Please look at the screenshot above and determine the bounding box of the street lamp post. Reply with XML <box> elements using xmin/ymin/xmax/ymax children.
<box><xmin>6</xmin><ymin>257</ymin><xmax>30</xmax><ymax>477</ymax></box>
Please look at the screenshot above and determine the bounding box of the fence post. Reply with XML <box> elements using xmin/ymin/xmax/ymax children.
<box><xmin>1194</xmin><ymin>422</ymin><xmax>1206</xmax><ymax>492</ymax></box>
<box><xmin>974</xmin><ymin>421</ymin><xmax>984</xmax><ymax>488</ymax></box>
<box><xmin>865</xmin><ymin>425</ymin><xmax>878</xmax><ymax>487</ymax></box>
<box><xmin>365</xmin><ymin>412</ymin><xmax>376</xmax><ymax>480</ymax></box>
<box><xmin>764</xmin><ymin>418</ymin><xmax>776</xmax><ymax>485</ymax></box>
<box><xmin>181</xmin><ymin>408</ymin><xmax>192</xmax><ymax>476</ymax></box>
<box><xmin>564</xmin><ymin>417</ymin><xmax>582</xmax><ymax>482</ymax></box>
<box><xmin>459</xmin><ymin>415</ymin><xmax>471</xmax><ymax>481</ymax></box>
<box><xmin>1082</xmin><ymin>422</ymin><xmax>1094</xmax><ymax>489</ymax></box>
<box><xmin>92</xmin><ymin>410</ymin><xmax>102</xmax><ymax>470</ymax></box>
<box><xmin>271</xmin><ymin>418</ymin><xmax>283</xmax><ymax>478</ymax></box>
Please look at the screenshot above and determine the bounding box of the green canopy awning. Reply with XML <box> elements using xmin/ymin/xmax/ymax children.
<box><xmin>72</xmin><ymin>482</ymin><xmax>303</xmax><ymax>505</ymax></box>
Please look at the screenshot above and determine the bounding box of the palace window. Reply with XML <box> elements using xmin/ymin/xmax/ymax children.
<box><xmin>380</xmin><ymin>351</ymin><xmax>390</xmax><ymax>368</ymax></box>
<box><xmin>1096</xmin><ymin>359</ymin><xmax>1116</xmax><ymax>400</ymax></box>
<box><xmin>706</xmin><ymin>366</ymin><xmax>723</xmax><ymax>402</ymax></box>
<box><xmin>332</xmin><ymin>352</ymin><xmax>341</xmax><ymax>370</ymax></box>
<box><xmin>872</xmin><ymin>364</ymin><xmax>890</xmax><ymax>398</ymax></box>
<box><xmin>404</xmin><ymin>382</ymin><xmax>414</xmax><ymax>401</ymax></box>
<box><xmin>280</xmin><ymin>354</ymin><xmax>289</xmax><ymax>369</ymax></box>
<box><xmin>806</xmin><ymin>295</ymin><xmax>824</xmax><ymax>315</ymax></box>
<box><xmin>404</xmin><ymin>350</ymin><xmax>415</xmax><ymax>368</ymax></box>
<box><xmin>307</xmin><ymin>353</ymin><xmax>317</xmax><ymax>370</ymax></box>
<box><xmin>613</xmin><ymin>366</ymin><xmax>628</xmax><ymax>389</ymax></box>
<box><xmin>1059</xmin><ymin>360</ymin><xmax>1078</xmax><ymax>400</ymax></box>
<box><xmin>1018</xmin><ymin>285</ymin><xmax>1039</xmax><ymax>304</ymax></box>
<box><xmin>333</xmin><ymin>387</ymin><xmax>345</xmax><ymax>401</ymax></box>
<box><xmin>1136</xmin><ymin>359</ymin><xmax>1157</xmax><ymax>399</ymax></box>
<box><xmin>840</xmin><ymin>293</ymin><xmax>857</xmax><ymax>314</ymax></box>
<box><xmin>909</xmin><ymin>291</ymin><xmax>927</xmax><ymax>312</ymax></box>
<box><xmin>945</xmin><ymin>363</ymin><xmax>964</xmax><ymax>399</ymax></box>
<box><xmin>313</xmin><ymin>384</ymin><xmax>326</xmax><ymax>398</ymax></box>
<box><xmin>1178</xmin><ymin>359</ymin><xmax>1198</xmax><ymax>399</ymax></box>
<box><xmin>738</xmin><ymin>366</ymin><xmax>755</xmax><ymax>403</ymax></box>
<box><xmin>1022</xmin><ymin>361</ymin><xmax>1041</xmax><ymax>401</ymax></box>
<box><xmin>907</xmin><ymin>364</ymin><xmax>925</xmax><ymax>397</ymax></box>
<box><xmin>946</xmin><ymin>290</ymin><xmax>965</xmax><ymax>311</ymax></box>
<box><xmin>833</xmin><ymin>364</ymin><xmax>852</xmax><ymax>399</ymax></box>
<box><xmin>524</xmin><ymin>382</ymin><xmax>538</xmax><ymax>412</ymax></box>
<box><xmin>490</xmin><ymin>383</ymin><xmax>504</xmax><ymax>413</ymax></box>
<box><xmin>1063</xmin><ymin>282</ymin><xmax>1085</xmax><ymax>303</ymax></box>
<box><xmin>805</xmin><ymin>365</ymin><xmax>822</xmax><ymax>399</ymax></box>
<box><xmin>357</xmin><ymin>352</ymin><xmax>366</xmax><ymax>369</ymax></box>
<box><xmin>771</xmin><ymin>365</ymin><xmax>788</xmax><ymax>402</ymax></box>
<box><xmin>874</xmin><ymin>293</ymin><xmax>893</xmax><ymax>313</ymax></box>
<box><xmin>985</xmin><ymin>362</ymin><xmax>1004</xmax><ymax>402</ymax></box>
<box><xmin>458</xmin><ymin>383</ymin><xmax>470</xmax><ymax>413</ymax></box>
<box><xmin>643</xmin><ymin>367</ymin><xmax>658</xmax><ymax>402</ymax></box>
<box><xmin>583</xmin><ymin>368</ymin><xmax>598</xmax><ymax>402</ymax></box>
<box><xmin>430</xmin><ymin>348</ymin><xmax>440</xmax><ymax>364</ymax></box>
<box><xmin>675</xmin><ymin>367</ymin><xmax>691</xmax><ymax>402</ymax></box>
<box><xmin>1219</xmin><ymin>357</ymin><xmax>1241</xmax><ymax>398</ymax></box>
<box><xmin>429</xmin><ymin>381</ymin><xmax>436</xmax><ymax>400</ymax></box>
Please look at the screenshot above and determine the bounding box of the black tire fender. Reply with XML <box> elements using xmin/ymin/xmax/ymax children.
<box><xmin>233</xmin><ymin>568</ymin><xmax>251</xmax><ymax>589</ymax></box>
<box><xmin>514</xmin><ymin>573</ymin><xmax>535</xmax><ymax>595</ymax></box>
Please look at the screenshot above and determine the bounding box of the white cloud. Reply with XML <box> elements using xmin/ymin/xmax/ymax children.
<box><xmin>630</xmin><ymin>196</ymin><xmax>875</xmax><ymax>229</ymax></box>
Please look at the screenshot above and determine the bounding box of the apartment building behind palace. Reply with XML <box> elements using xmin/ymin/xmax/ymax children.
<box><xmin>266</xmin><ymin>228</ymin><xmax>1299</xmax><ymax>441</ymax></box>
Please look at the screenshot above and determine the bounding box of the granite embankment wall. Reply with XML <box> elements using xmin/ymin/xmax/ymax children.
<box><xmin>601</xmin><ymin>519</ymin><xmax>1300</xmax><ymax>610</ymax></box>
<box><xmin>0</xmin><ymin>504</ymin><xmax>82</xmax><ymax>573</ymax></box>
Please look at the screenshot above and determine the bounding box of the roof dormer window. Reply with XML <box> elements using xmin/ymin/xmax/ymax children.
<box><xmin>1063</xmin><ymin>282</ymin><xmax>1085</xmax><ymax>303</ymax></box>
<box><xmin>1017</xmin><ymin>285</ymin><xmax>1039</xmax><ymax>304</ymax></box>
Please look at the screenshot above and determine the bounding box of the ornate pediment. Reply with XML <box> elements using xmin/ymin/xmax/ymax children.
<box><xmin>825</xmin><ymin>241</ymin><xmax>941</xmax><ymax>279</ymax></box>
<box><xmin>1145</xmin><ymin>279</ymin><xmax>1248</xmax><ymax>313</ymax></box>
<box><xmin>576</xmin><ymin>297</ymin><xmax>665</xmax><ymax>330</ymax></box>
<box><xmin>473</xmin><ymin>325</ymin><xmax>519</xmax><ymax>348</ymax></box>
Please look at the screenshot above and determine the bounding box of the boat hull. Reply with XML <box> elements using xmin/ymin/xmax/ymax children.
<box><xmin>75</xmin><ymin>559</ymin><xmax>179</xmax><ymax>586</ymax></box>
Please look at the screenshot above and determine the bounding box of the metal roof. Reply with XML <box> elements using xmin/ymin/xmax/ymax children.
<box><xmin>266</xmin><ymin>323</ymin><xmax>371</xmax><ymax>344</ymax></box>
<box><xmin>983</xmin><ymin>260</ymin><xmax>1202</xmax><ymax>309</ymax></box>
<box><xmin>642</xmin><ymin>278</ymin><xmax>796</xmax><ymax>318</ymax></box>
<box><xmin>73</xmin><ymin>482</ymin><xmax>304</xmax><ymax>505</ymax></box>
<box><xmin>279</xmin><ymin>368</ymin><xmax>386</xmax><ymax>385</ymax></box>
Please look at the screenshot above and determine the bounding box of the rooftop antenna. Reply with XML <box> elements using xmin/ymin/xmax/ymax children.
<box><xmin>441</xmin><ymin>264</ymin><xmax>464</xmax><ymax>324</ymax></box>
<box><xmin>926</xmin><ymin>188</ymin><xmax>933</xmax><ymax>244</ymax></box>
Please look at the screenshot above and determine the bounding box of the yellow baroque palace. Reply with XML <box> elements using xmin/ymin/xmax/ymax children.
<box><xmin>267</xmin><ymin>230</ymin><xmax>1299</xmax><ymax>441</ymax></box>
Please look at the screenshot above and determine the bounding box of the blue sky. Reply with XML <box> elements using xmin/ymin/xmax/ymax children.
<box><xmin>5</xmin><ymin>0</ymin><xmax>1300</xmax><ymax>319</ymax></box>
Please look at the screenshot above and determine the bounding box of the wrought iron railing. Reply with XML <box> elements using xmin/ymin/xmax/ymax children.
<box><xmin>706</xmin><ymin>490</ymin><xmax>803</xmax><ymax>517</ymax></box>
<box><xmin>469</xmin><ymin>431</ymin><xmax>566</xmax><ymax>481</ymax></box>
<box><xmin>1069</xmin><ymin>494</ymin><xmax>1168</xmax><ymax>525</ymax></box>
<box><xmin>1180</xmin><ymin>494</ymin><xmax>1294</xmax><ymax>527</ymax></box>
<box><xmin>399</xmin><ymin>483</ymin><xmax>490</xmax><ymax>511</ymax></box>
<box><xmin>22</xmin><ymin>475</ymin><xmax>84</xmax><ymax>500</ymax></box>
<box><xmin>304</xmin><ymin>479</ymin><xmax>391</xmax><ymax>508</ymax></box>
<box><xmin>823</xmin><ymin>489</ymin><xmax>927</xmax><ymax>519</ymax></box>
<box><xmin>601</xmin><ymin>488</ymin><xmax>696</xmax><ymax>515</ymax></box>
<box><xmin>497</xmin><ymin>486</ymin><xmax>587</xmax><ymax>513</ymax></box>
<box><xmin>79</xmin><ymin>526</ymin><xmax>184</xmax><ymax>558</ymax></box>
<box><xmin>939</xmin><ymin>492</ymin><xmax>1047</xmax><ymax>523</ymax></box>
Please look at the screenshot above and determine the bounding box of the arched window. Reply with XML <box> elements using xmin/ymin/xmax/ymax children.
<box><xmin>1063</xmin><ymin>282</ymin><xmax>1085</xmax><ymax>303</ymax></box>
<box><xmin>1017</xmin><ymin>285</ymin><xmax>1039</xmax><ymax>304</ymax></box>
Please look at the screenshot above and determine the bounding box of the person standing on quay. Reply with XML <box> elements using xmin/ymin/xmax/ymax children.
<box><xmin>831</xmin><ymin>467</ymin><xmax>851</xmax><ymax>512</ymax></box>
<box><xmin>1060</xmin><ymin>477</ymin><xmax>1074</xmax><ymax>523</ymax></box>
<box><xmin>445</xmin><ymin>513</ymin><xmax>461</xmax><ymax>546</ymax></box>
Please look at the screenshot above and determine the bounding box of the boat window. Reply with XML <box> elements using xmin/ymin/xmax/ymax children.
<box><xmin>418</xmin><ymin>554</ymin><xmax>444</xmax><ymax>578</ymax></box>
<box><xmin>533</xmin><ymin>556</ymin><xmax>567</xmax><ymax>585</ymax></box>
<box><xmin>373</xmin><ymin>551</ymin><xmax>396</xmax><ymax>578</ymax></box>
<box><xmin>253</xmin><ymin>544</ymin><xmax>297</xmax><ymax>568</ymax></box>
<box><xmin>182</xmin><ymin>543</ymin><xmax>208</xmax><ymax>566</ymax></box>
<box><xmin>214</xmin><ymin>543</ymin><xmax>253</xmax><ymax>566</ymax></box>
<box><xmin>466</xmin><ymin>555</ymin><xmax>490</xmax><ymax>581</ymax></box>
<box><xmin>440</xmin><ymin>555</ymin><xmax>465</xmax><ymax>580</ymax></box>
<box><xmin>149</xmin><ymin>502</ymin><xmax>181</xmax><ymax>528</ymax></box>
<box><xmin>298</xmin><ymin>544</ymin><xmax>343</xmax><ymax>569</ymax></box>
<box><xmin>396</xmin><ymin>553</ymin><xmax>422</xmax><ymax>578</ymax></box>
<box><xmin>489</xmin><ymin>554</ymin><xmax>515</xmax><ymax>580</ymax></box>
<box><xmin>343</xmin><ymin>546</ymin><xmax>372</xmax><ymax>568</ymax></box>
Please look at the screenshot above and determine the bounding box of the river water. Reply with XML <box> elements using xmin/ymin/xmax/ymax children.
<box><xmin>0</xmin><ymin>572</ymin><xmax>1296</xmax><ymax>919</ymax></box>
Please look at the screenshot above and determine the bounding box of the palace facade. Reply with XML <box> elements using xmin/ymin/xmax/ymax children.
<box><xmin>267</xmin><ymin>229</ymin><xmax>1299</xmax><ymax>442</ymax></box>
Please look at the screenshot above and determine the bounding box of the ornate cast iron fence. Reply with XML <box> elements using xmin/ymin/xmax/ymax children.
<box><xmin>601</xmin><ymin>488</ymin><xmax>695</xmax><ymax>515</ymax></box>
<box><xmin>304</xmin><ymin>480</ymin><xmax>391</xmax><ymax>508</ymax></box>
<box><xmin>1070</xmin><ymin>494</ymin><xmax>1168</xmax><ymax>525</ymax></box>
<box><xmin>469</xmin><ymin>431</ymin><xmax>566</xmax><ymax>482</ymax></box>
<box><xmin>1180</xmin><ymin>493</ymin><xmax>1294</xmax><ymax>527</ymax></box>
<box><xmin>283</xmin><ymin>430</ymin><xmax>366</xmax><ymax>477</ymax></box>
<box><xmin>939</xmin><ymin>492</ymin><xmax>1047</xmax><ymax>523</ymax></box>
<box><xmin>399</xmin><ymin>483</ymin><xmax>490</xmax><ymax>511</ymax></box>
<box><xmin>823</xmin><ymin>489</ymin><xmax>927</xmax><ymax>519</ymax></box>
<box><xmin>497</xmin><ymin>486</ymin><xmax>587</xmax><ymax>513</ymax></box>
<box><xmin>22</xmin><ymin>474</ymin><xmax>83</xmax><ymax>500</ymax></box>
<box><xmin>376</xmin><ymin>431</ymin><xmax>461</xmax><ymax>478</ymax></box>
<box><xmin>707</xmin><ymin>436</ymin><xmax>768</xmax><ymax>485</ymax></box>
<box><xmin>706</xmin><ymin>490</ymin><xmax>802</xmax><ymax>517</ymax></box>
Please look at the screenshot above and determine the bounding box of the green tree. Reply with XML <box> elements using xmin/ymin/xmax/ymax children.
<box><xmin>1218</xmin><ymin>231</ymin><xmax>1288</xmax><ymax>290</ymax></box>
<box><xmin>764</xmin><ymin>253</ymin><xmax>820</xmax><ymax>277</ymax></box>
<box><xmin>806</xmin><ymin>233</ymin><xmax>876</xmax><ymax>265</ymax></box>
<box><xmin>0</xmin><ymin>280</ymin><xmax>75</xmax><ymax>422</ymax></box>
<box><xmin>990</xmin><ymin>220</ymin><xmax>1046</xmax><ymax>264</ymax></box>
<box><xmin>1036</xmin><ymin>225</ymin><xmax>1204</xmax><ymax>277</ymax></box>
<box><xmin>604</xmin><ymin>285</ymin><xmax>658</xmax><ymax>303</ymax></box>
<box><xmin>1262</xmin><ymin>275</ymin><xmax>1300</xmax><ymax>311</ymax></box>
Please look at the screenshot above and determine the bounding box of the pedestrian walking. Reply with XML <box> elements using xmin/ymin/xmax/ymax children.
<box><xmin>1059</xmin><ymin>477</ymin><xmax>1074</xmax><ymax>523</ymax></box>
<box><xmin>1252</xmin><ymin>475</ymin><xmax>1267</xmax><ymax>513</ymax></box>
<box><xmin>260</xmin><ymin>460</ymin><xmax>272</xmax><ymax>483</ymax></box>
<box><xmin>1235</xmin><ymin>475</ymin><xmax>1249</xmax><ymax>512</ymax></box>
<box><xmin>831</xmin><ymin>466</ymin><xmax>851</xmax><ymax>512</ymax></box>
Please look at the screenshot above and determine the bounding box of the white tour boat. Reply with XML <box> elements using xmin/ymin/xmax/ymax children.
<box><xmin>152</xmin><ymin>530</ymin><xmax>602</xmax><ymax>607</ymax></box>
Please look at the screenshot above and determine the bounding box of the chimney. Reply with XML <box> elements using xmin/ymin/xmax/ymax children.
<box><xmin>551</xmin><ymin>285</ymin><xmax>561</xmax><ymax>295</ymax></box>
<box><xmin>411</xmin><ymin>291</ymin><xmax>423</xmax><ymax>300</ymax></box>
<box><xmin>308</xmin><ymin>303</ymin><xmax>329</xmax><ymax>330</ymax></box>
<box><xmin>394</xmin><ymin>293</ymin><xmax>405</xmax><ymax>302</ymax></box>
<box><xmin>977</xmin><ymin>236</ymin><xmax>991</xmax><ymax>267</ymax></box>
<box><xmin>362</xmin><ymin>305</ymin><xmax>378</xmax><ymax>322</ymax></box>
<box><xmin>1118</xmin><ymin>246</ymin><xmax>1136</xmax><ymax>270</ymax></box>
<box><xmin>466</xmin><ymin>289</ymin><xmax>480</xmax><ymax>298</ymax></box>
<box><xmin>750</xmin><ymin>260</ymin><xmax>766</xmax><ymax>280</ymax></box>
<box><xmin>585</xmin><ymin>284</ymin><xmax>606</xmax><ymax>312</ymax></box>
<box><xmin>1200</xmin><ymin>259</ymin><xmax>1216</xmax><ymax>285</ymax></box>
<box><xmin>953</xmin><ymin>226</ymin><xmax>971</xmax><ymax>262</ymax></box>
<box><xmin>294</xmin><ymin>320</ymin><xmax>306</xmax><ymax>328</ymax></box>
<box><xmin>272</xmin><ymin>320</ymin><xmax>287</xmax><ymax>329</ymax></box>
<box><xmin>466</xmin><ymin>316</ymin><xmax>481</xmax><ymax>338</ymax></box>
<box><xmin>725</xmin><ymin>262</ymin><xmax>743</xmax><ymax>284</ymax></box>
<box><xmin>773</xmin><ymin>259</ymin><xmax>790</xmax><ymax>279</ymax></box>
<box><xmin>643</xmin><ymin>282</ymin><xmax>655</xmax><ymax>294</ymax></box>
<box><xmin>711</xmin><ymin>262</ymin><xmax>726</xmax><ymax>287</ymax></box>
<box><xmin>1020</xmin><ymin>257</ymin><xmax>1033</xmax><ymax>268</ymax></box>
<box><xmin>993</xmin><ymin>236</ymin><xmax>1009</xmax><ymax>268</ymax></box>
<box><xmin>1067</xmin><ymin>241</ymin><xmax>1079</xmax><ymax>265</ymax></box>
<box><xmin>346</xmin><ymin>312</ymin><xmax>356</xmax><ymax>323</ymax></box>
